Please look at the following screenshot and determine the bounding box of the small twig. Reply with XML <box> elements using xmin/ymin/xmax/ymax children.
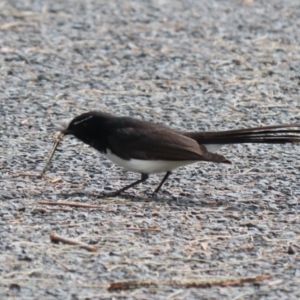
<box><xmin>38</xmin><ymin>201</ymin><xmax>103</xmax><ymax>209</ymax></box>
<box><xmin>49</xmin><ymin>232</ymin><xmax>97</xmax><ymax>252</ymax></box>
<box><xmin>181</xmin><ymin>274</ymin><xmax>272</xmax><ymax>288</ymax></box>
<box><xmin>0</xmin><ymin>22</ymin><xmax>38</xmax><ymax>30</ymax></box>
<box><xmin>124</xmin><ymin>227</ymin><xmax>161</xmax><ymax>232</ymax></box>
<box><xmin>7</xmin><ymin>171</ymin><xmax>41</xmax><ymax>177</ymax></box>
<box><xmin>40</xmin><ymin>131</ymin><xmax>64</xmax><ymax>177</ymax></box>
<box><xmin>108</xmin><ymin>280</ymin><xmax>155</xmax><ymax>291</ymax></box>
<box><xmin>6</xmin><ymin>171</ymin><xmax>63</xmax><ymax>183</ymax></box>
<box><xmin>78</xmin><ymin>88</ymin><xmax>152</xmax><ymax>97</ymax></box>
<box><xmin>108</xmin><ymin>274</ymin><xmax>272</xmax><ymax>290</ymax></box>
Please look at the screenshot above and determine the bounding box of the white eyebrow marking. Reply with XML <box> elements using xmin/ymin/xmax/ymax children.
<box><xmin>73</xmin><ymin>115</ymin><xmax>93</xmax><ymax>125</ymax></box>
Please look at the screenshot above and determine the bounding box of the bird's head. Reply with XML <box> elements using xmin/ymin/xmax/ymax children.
<box><xmin>62</xmin><ymin>111</ymin><xmax>111</xmax><ymax>144</ymax></box>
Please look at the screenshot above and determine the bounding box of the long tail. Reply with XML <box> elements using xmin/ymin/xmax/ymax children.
<box><xmin>184</xmin><ymin>124</ymin><xmax>300</xmax><ymax>144</ymax></box>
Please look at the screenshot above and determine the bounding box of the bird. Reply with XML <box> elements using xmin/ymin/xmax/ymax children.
<box><xmin>42</xmin><ymin>110</ymin><xmax>300</xmax><ymax>197</ymax></box>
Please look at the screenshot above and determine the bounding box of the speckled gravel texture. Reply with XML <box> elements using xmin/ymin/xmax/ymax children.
<box><xmin>1</xmin><ymin>0</ymin><xmax>300</xmax><ymax>299</ymax></box>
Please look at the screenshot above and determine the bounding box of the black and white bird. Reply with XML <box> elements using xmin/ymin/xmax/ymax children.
<box><xmin>42</xmin><ymin>111</ymin><xmax>300</xmax><ymax>196</ymax></box>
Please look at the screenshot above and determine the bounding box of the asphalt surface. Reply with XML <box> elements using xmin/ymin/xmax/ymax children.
<box><xmin>1</xmin><ymin>0</ymin><xmax>300</xmax><ymax>299</ymax></box>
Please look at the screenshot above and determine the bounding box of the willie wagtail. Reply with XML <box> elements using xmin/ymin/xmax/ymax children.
<box><xmin>41</xmin><ymin>111</ymin><xmax>300</xmax><ymax>196</ymax></box>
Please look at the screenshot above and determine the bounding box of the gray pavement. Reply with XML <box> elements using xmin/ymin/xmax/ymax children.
<box><xmin>1</xmin><ymin>0</ymin><xmax>300</xmax><ymax>299</ymax></box>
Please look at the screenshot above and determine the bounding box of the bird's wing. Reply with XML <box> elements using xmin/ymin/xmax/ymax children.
<box><xmin>108</xmin><ymin>128</ymin><xmax>230</xmax><ymax>163</ymax></box>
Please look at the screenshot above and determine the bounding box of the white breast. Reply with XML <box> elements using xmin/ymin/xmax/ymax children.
<box><xmin>103</xmin><ymin>149</ymin><xmax>197</xmax><ymax>174</ymax></box>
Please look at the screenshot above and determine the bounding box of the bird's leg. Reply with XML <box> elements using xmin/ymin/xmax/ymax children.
<box><xmin>152</xmin><ymin>171</ymin><xmax>172</xmax><ymax>196</ymax></box>
<box><xmin>111</xmin><ymin>173</ymin><xmax>149</xmax><ymax>196</ymax></box>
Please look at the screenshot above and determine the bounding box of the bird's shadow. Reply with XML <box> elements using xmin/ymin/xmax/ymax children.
<box><xmin>55</xmin><ymin>190</ymin><xmax>225</xmax><ymax>208</ymax></box>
